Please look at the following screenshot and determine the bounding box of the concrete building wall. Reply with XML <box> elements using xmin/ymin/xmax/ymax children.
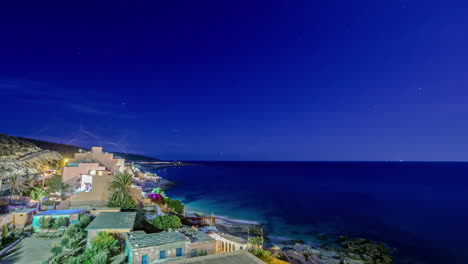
<box><xmin>62</xmin><ymin>163</ymin><xmax>101</xmax><ymax>186</ymax></box>
<box><xmin>69</xmin><ymin>173</ymin><xmax>111</xmax><ymax>203</ymax></box>
<box><xmin>209</xmin><ymin>233</ymin><xmax>251</xmax><ymax>253</ymax></box>
<box><xmin>129</xmin><ymin>241</ymin><xmax>188</xmax><ymax>264</ymax></box>
<box><xmin>187</xmin><ymin>240</ymin><xmax>216</xmax><ymax>257</ymax></box>
<box><xmin>13</xmin><ymin>212</ymin><xmax>33</xmax><ymax>228</ymax></box>
<box><xmin>0</xmin><ymin>213</ymin><xmax>13</xmax><ymax>226</ymax></box>
<box><xmin>71</xmin><ymin>147</ymin><xmax>125</xmax><ymax>174</ymax></box>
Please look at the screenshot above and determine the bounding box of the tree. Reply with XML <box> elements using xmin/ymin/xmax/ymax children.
<box><xmin>248</xmin><ymin>236</ymin><xmax>264</xmax><ymax>246</ymax></box>
<box><xmin>64</xmin><ymin>256</ymin><xmax>82</xmax><ymax>264</ymax></box>
<box><xmin>90</xmin><ymin>250</ymin><xmax>109</xmax><ymax>264</ymax></box>
<box><xmin>9</xmin><ymin>173</ymin><xmax>26</xmax><ymax>197</ymax></box>
<box><xmin>167</xmin><ymin>199</ymin><xmax>184</xmax><ymax>214</ymax></box>
<box><xmin>46</xmin><ymin>174</ymin><xmax>69</xmax><ymax>194</ymax></box>
<box><xmin>39</xmin><ymin>217</ymin><xmax>51</xmax><ymax>233</ymax></box>
<box><xmin>29</xmin><ymin>186</ymin><xmax>47</xmax><ymax>201</ymax></box>
<box><xmin>60</xmin><ymin>236</ymin><xmax>70</xmax><ymax>247</ymax></box>
<box><xmin>50</xmin><ymin>242</ymin><xmax>63</xmax><ymax>256</ymax></box>
<box><xmin>77</xmin><ymin>215</ymin><xmax>91</xmax><ymax>228</ymax></box>
<box><xmin>151</xmin><ymin>215</ymin><xmax>181</xmax><ymax>231</ymax></box>
<box><xmin>108</xmin><ymin>173</ymin><xmax>136</xmax><ymax>209</ymax></box>
<box><xmin>89</xmin><ymin>231</ymin><xmax>118</xmax><ymax>254</ymax></box>
<box><xmin>54</xmin><ymin>217</ymin><xmax>69</xmax><ymax>229</ymax></box>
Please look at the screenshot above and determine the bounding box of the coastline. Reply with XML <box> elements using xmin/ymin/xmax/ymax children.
<box><xmin>155</xmin><ymin>163</ymin><xmax>402</xmax><ymax>264</ymax></box>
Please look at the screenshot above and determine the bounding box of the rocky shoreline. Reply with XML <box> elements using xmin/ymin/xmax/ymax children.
<box><xmin>149</xmin><ymin>164</ymin><xmax>395</xmax><ymax>264</ymax></box>
<box><xmin>268</xmin><ymin>235</ymin><xmax>393</xmax><ymax>264</ymax></box>
<box><xmin>194</xmin><ymin>212</ymin><xmax>394</xmax><ymax>264</ymax></box>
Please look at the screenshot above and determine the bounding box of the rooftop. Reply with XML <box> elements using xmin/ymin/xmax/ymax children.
<box><xmin>85</xmin><ymin>212</ymin><xmax>136</xmax><ymax>230</ymax></box>
<box><xmin>166</xmin><ymin>250</ymin><xmax>266</xmax><ymax>264</ymax></box>
<box><xmin>189</xmin><ymin>231</ymin><xmax>214</xmax><ymax>243</ymax></box>
<box><xmin>177</xmin><ymin>228</ymin><xmax>214</xmax><ymax>244</ymax></box>
<box><xmin>185</xmin><ymin>212</ymin><xmax>203</xmax><ymax>218</ymax></box>
<box><xmin>127</xmin><ymin>231</ymin><xmax>188</xmax><ymax>248</ymax></box>
<box><xmin>34</xmin><ymin>209</ymin><xmax>86</xmax><ymax>216</ymax></box>
<box><xmin>219</xmin><ymin>233</ymin><xmax>247</xmax><ymax>244</ymax></box>
<box><xmin>14</xmin><ymin>208</ymin><xmax>35</xmax><ymax>214</ymax></box>
<box><xmin>69</xmin><ymin>205</ymin><xmax>121</xmax><ymax>211</ymax></box>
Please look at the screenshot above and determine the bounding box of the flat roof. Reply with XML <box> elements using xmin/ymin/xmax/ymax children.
<box><xmin>127</xmin><ymin>231</ymin><xmax>188</xmax><ymax>248</ymax></box>
<box><xmin>166</xmin><ymin>250</ymin><xmax>266</xmax><ymax>264</ymax></box>
<box><xmin>14</xmin><ymin>208</ymin><xmax>35</xmax><ymax>214</ymax></box>
<box><xmin>34</xmin><ymin>209</ymin><xmax>86</xmax><ymax>216</ymax></box>
<box><xmin>85</xmin><ymin>212</ymin><xmax>136</xmax><ymax>230</ymax></box>
<box><xmin>185</xmin><ymin>212</ymin><xmax>202</xmax><ymax>218</ymax></box>
<box><xmin>219</xmin><ymin>233</ymin><xmax>247</xmax><ymax>244</ymax></box>
<box><xmin>190</xmin><ymin>231</ymin><xmax>214</xmax><ymax>243</ymax></box>
<box><xmin>70</xmin><ymin>205</ymin><xmax>121</xmax><ymax>211</ymax></box>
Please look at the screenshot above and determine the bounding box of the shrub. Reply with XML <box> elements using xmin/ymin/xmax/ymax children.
<box><xmin>151</xmin><ymin>215</ymin><xmax>181</xmax><ymax>231</ymax></box>
<box><xmin>54</xmin><ymin>217</ymin><xmax>69</xmax><ymax>229</ymax></box>
<box><xmin>42</xmin><ymin>200</ymin><xmax>55</xmax><ymax>206</ymax></box>
<box><xmin>90</xmin><ymin>250</ymin><xmax>109</xmax><ymax>264</ymax></box>
<box><xmin>60</xmin><ymin>237</ymin><xmax>70</xmax><ymax>247</ymax></box>
<box><xmin>167</xmin><ymin>199</ymin><xmax>184</xmax><ymax>214</ymax></box>
<box><xmin>50</xmin><ymin>242</ymin><xmax>63</xmax><ymax>256</ymax></box>
<box><xmin>89</xmin><ymin>231</ymin><xmax>118</xmax><ymax>254</ymax></box>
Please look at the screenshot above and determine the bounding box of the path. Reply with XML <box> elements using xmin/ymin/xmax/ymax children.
<box><xmin>0</xmin><ymin>237</ymin><xmax>59</xmax><ymax>264</ymax></box>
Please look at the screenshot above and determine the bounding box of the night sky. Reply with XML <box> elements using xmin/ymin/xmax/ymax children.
<box><xmin>1</xmin><ymin>0</ymin><xmax>468</xmax><ymax>161</ymax></box>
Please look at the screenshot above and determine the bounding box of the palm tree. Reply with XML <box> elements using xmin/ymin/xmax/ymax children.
<box><xmin>9</xmin><ymin>173</ymin><xmax>27</xmax><ymax>197</ymax></box>
<box><xmin>108</xmin><ymin>173</ymin><xmax>135</xmax><ymax>209</ymax></box>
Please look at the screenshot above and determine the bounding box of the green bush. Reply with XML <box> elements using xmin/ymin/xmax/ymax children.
<box><xmin>151</xmin><ymin>215</ymin><xmax>181</xmax><ymax>231</ymax></box>
<box><xmin>167</xmin><ymin>199</ymin><xmax>184</xmax><ymax>214</ymax></box>
<box><xmin>42</xmin><ymin>200</ymin><xmax>55</xmax><ymax>206</ymax></box>
<box><xmin>50</xmin><ymin>242</ymin><xmax>63</xmax><ymax>256</ymax></box>
<box><xmin>89</xmin><ymin>231</ymin><xmax>118</xmax><ymax>254</ymax></box>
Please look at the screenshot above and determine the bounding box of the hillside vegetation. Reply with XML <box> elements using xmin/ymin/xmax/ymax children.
<box><xmin>0</xmin><ymin>133</ymin><xmax>160</xmax><ymax>175</ymax></box>
<box><xmin>20</xmin><ymin>137</ymin><xmax>160</xmax><ymax>162</ymax></box>
<box><xmin>0</xmin><ymin>134</ymin><xmax>40</xmax><ymax>157</ymax></box>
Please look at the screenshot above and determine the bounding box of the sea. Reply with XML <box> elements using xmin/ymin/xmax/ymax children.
<box><xmin>153</xmin><ymin>161</ymin><xmax>468</xmax><ymax>264</ymax></box>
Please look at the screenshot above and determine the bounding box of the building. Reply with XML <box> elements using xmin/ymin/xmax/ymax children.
<box><xmin>85</xmin><ymin>211</ymin><xmax>136</xmax><ymax>244</ymax></box>
<box><xmin>186</xmin><ymin>231</ymin><xmax>216</xmax><ymax>257</ymax></box>
<box><xmin>69</xmin><ymin>205</ymin><xmax>121</xmax><ymax>216</ymax></box>
<box><xmin>125</xmin><ymin>231</ymin><xmax>189</xmax><ymax>263</ymax></box>
<box><xmin>12</xmin><ymin>208</ymin><xmax>35</xmax><ymax>228</ymax></box>
<box><xmin>62</xmin><ymin>162</ymin><xmax>107</xmax><ymax>187</ymax></box>
<box><xmin>32</xmin><ymin>209</ymin><xmax>86</xmax><ymax>232</ymax></box>
<box><xmin>0</xmin><ymin>212</ymin><xmax>13</xmax><ymax>226</ymax></box>
<box><xmin>62</xmin><ymin>147</ymin><xmax>140</xmax><ymax>207</ymax></box>
<box><xmin>208</xmin><ymin>233</ymin><xmax>251</xmax><ymax>253</ymax></box>
<box><xmin>166</xmin><ymin>250</ymin><xmax>266</xmax><ymax>264</ymax></box>
<box><xmin>63</xmin><ymin>147</ymin><xmax>125</xmax><ymax>186</ymax></box>
<box><xmin>184</xmin><ymin>212</ymin><xmax>215</xmax><ymax>226</ymax></box>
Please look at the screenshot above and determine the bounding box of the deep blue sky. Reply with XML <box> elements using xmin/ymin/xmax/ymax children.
<box><xmin>1</xmin><ymin>0</ymin><xmax>468</xmax><ymax>161</ymax></box>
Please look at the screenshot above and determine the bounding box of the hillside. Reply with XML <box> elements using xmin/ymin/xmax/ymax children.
<box><xmin>0</xmin><ymin>134</ymin><xmax>40</xmax><ymax>157</ymax></box>
<box><xmin>0</xmin><ymin>134</ymin><xmax>63</xmax><ymax>174</ymax></box>
<box><xmin>0</xmin><ymin>134</ymin><xmax>160</xmax><ymax>175</ymax></box>
<box><xmin>19</xmin><ymin>137</ymin><xmax>160</xmax><ymax>162</ymax></box>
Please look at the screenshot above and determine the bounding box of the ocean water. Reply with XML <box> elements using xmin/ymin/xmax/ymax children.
<box><xmin>154</xmin><ymin>162</ymin><xmax>468</xmax><ymax>264</ymax></box>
